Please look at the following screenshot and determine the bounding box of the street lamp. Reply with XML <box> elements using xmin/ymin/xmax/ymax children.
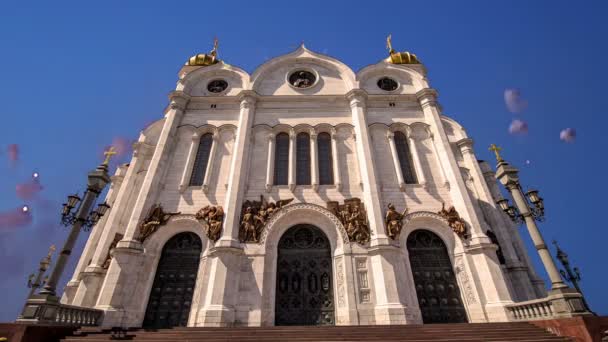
<box><xmin>553</xmin><ymin>240</ymin><xmax>593</xmax><ymax>313</ymax></box>
<box><xmin>496</xmin><ymin>188</ymin><xmax>544</xmax><ymax>224</ymax></box>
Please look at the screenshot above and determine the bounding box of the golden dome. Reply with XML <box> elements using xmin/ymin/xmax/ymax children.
<box><xmin>385</xmin><ymin>34</ymin><xmax>421</xmax><ymax>65</ymax></box>
<box><xmin>386</xmin><ymin>51</ymin><xmax>420</xmax><ymax>64</ymax></box>
<box><xmin>185</xmin><ymin>38</ymin><xmax>221</xmax><ymax>66</ymax></box>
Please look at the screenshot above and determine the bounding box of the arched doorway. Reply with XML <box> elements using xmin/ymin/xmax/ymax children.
<box><xmin>407</xmin><ymin>229</ymin><xmax>468</xmax><ymax>323</ymax></box>
<box><xmin>143</xmin><ymin>232</ymin><xmax>202</xmax><ymax>328</ymax></box>
<box><xmin>275</xmin><ymin>225</ymin><xmax>334</xmax><ymax>326</ymax></box>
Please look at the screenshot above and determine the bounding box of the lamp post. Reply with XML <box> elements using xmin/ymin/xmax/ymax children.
<box><xmin>26</xmin><ymin>245</ymin><xmax>56</xmax><ymax>298</ymax></box>
<box><xmin>553</xmin><ymin>240</ymin><xmax>593</xmax><ymax>313</ymax></box>
<box><xmin>18</xmin><ymin>147</ymin><xmax>114</xmax><ymax>323</ymax></box>
<box><xmin>491</xmin><ymin>144</ymin><xmax>589</xmax><ymax>317</ymax></box>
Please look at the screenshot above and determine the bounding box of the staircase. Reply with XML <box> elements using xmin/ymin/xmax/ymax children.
<box><xmin>62</xmin><ymin>322</ymin><xmax>572</xmax><ymax>341</ymax></box>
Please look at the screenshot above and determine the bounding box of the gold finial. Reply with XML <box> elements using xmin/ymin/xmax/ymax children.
<box><xmin>47</xmin><ymin>245</ymin><xmax>56</xmax><ymax>259</ymax></box>
<box><xmin>103</xmin><ymin>146</ymin><xmax>117</xmax><ymax>166</ymax></box>
<box><xmin>386</xmin><ymin>34</ymin><xmax>394</xmax><ymax>54</ymax></box>
<box><xmin>489</xmin><ymin>144</ymin><xmax>504</xmax><ymax>162</ymax></box>
<box><xmin>210</xmin><ymin>37</ymin><xmax>218</xmax><ymax>57</ymax></box>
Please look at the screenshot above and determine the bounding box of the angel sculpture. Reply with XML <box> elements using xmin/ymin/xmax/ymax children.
<box><xmin>196</xmin><ymin>205</ymin><xmax>225</xmax><ymax>242</ymax></box>
<box><xmin>438</xmin><ymin>202</ymin><xmax>467</xmax><ymax>237</ymax></box>
<box><xmin>239</xmin><ymin>195</ymin><xmax>294</xmax><ymax>243</ymax></box>
<box><xmin>138</xmin><ymin>204</ymin><xmax>181</xmax><ymax>242</ymax></box>
<box><xmin>385</xmin><ymin>203</ymin><xmax>408</xmax><ymax>240</ymax></box>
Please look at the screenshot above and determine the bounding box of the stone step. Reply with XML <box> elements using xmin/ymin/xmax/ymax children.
<box><xmin>62</xmin><ymin>322</ymin><xmax>572</xmax><ymax>342</ymax></box>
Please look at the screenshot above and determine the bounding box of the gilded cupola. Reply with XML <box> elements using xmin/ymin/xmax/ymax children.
<box><xmin>186</xmin><ymin>38</ymin><xmax>221</xmax><ymax>66</ymax></box>
<box><xmin>385</xmin><ymin>34</ymin><xmax>421</xmax><ymax>64</ymax></box>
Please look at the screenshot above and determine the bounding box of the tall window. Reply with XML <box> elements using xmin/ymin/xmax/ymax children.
<box><xmin>274</xmin><ymin>133</ymin><xmax>289</xmax><ymax>185</ymax></box>
<box><xmin>189</xmin><ymin>133</ymin><xmax>214</xmax><ymax>186</ymax></box>
<box><xmin>296</xmin><ymin>132</ymin><xmax>311</xmax><ymax>185</ymax></box>
<box><xmin>394</xmin><ymin>131</ymin><xmax>417</xmax><ymax>184</ymax></box>
<box><xmin>317</xmin><ymin>132</ymin><xmax>334</xmax><ymax>185</ymax></box>
<box><xmin>486</xmin><ymin>230</ymin><xmax>506</xmax><ymax>265</ymax></box>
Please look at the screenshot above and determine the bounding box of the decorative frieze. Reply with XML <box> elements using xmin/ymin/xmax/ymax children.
<box><xmin>239</xmin><ymin>195</ymin><xmax>293</xmax><ymax>243</ymax></box>
<box><xmin>136</xmin><ymin>204</ymin><xmax>181</xmax><ymax>243</ymax></box>
<box><xmin>355</xmin><ymin>257</ymin><xmax>371</xmax><ymax>303</ymax></box>
<box><xmin>454</xmin><ymin>256</ymin><xmax>477</xmax><ymax>304</ymax></box>
<box><xmin>327</xmin><ymin>198</ymin><xmax>370</xmax><ymax>244</ymax></box>
<box><xmin>335</xmin><ymin>257</ymin><xmax>346</xmax><ymax>308</ymax></box>
<box><xmin>195</xmin><ymin>205</ymin><xmax>224</xmax><ymax>242</ymax></box>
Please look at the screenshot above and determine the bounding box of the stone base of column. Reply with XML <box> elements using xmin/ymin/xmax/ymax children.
<box><xmin>547</xmin><ymin>287</ymin><xmax>592</xmax><ymax>318</ymax></box>
<box><xmin>195</xmin><ymin>304</ymin><xmax>236</xmax><ymax>327</ymax></box>
<box><xmin>71</xmin><ymin>267</ymin><xmax>106</xmax><ymax>307</ymax></box>
<box><xmin>483</xmin><ymin>302</ymin><xmax>512</xmax><ymax>322</ymax></box>
<box><xmin>61</xmin><ymin>280</ymin><xmax>80</xmax><ymax>305</ymax></box>
<box><xmin>373</xmin><ymin>304</ymin><xmax>422</xmax><ymax>324</ymax></box>
<box><xmin>335</xmin><ymin>308</ymin><xmax>360</xmax><ymax>325</ymax></box>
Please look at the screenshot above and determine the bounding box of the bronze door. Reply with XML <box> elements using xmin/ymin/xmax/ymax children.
<box><xmin>407</xmin><ymin>230</ymin><xmax>468</xmax><ymax>323</ymax></box>
<box><xmin>143</xmin><ymin>232</ymin><xmax>201</xmax><ymax>329</ymax></box>
<box><xmin>275</xmin><ymin>225</ymin><xmax>334</xmax><ymax>326</ymax></box>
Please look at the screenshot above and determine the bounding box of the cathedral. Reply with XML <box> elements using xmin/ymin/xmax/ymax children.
<box><xmin>60</xmin><ymin>38</ymin><xmax>548</xmax><ymax>329</ymax></box>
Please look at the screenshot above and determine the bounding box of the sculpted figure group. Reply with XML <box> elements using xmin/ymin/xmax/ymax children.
<box><xmin>438</xmin><ymin>202</ymin><xmax>467</xmax><ymax>237</ymax></box>
<box><xmin>385</xmin><ymin>203</ymin><xmax>408</xmax><ymax>240</ymax></box>
<box><xmin>137</xmin><ymin>204</ymin><xmax>181</xmax><ymax>243</ymax></box>
<box><xmin>328</xmin><ymin>198</ymin><xmax>370</xmax><ymax>244</ymax></box>
<box><xmin>196</xmin><ymin>205</ymin><xmax>224</xmax><ymax>242</ymax></box>
<box><xmin>239</xmin><ymin>195</ymin><xmax>294</xmax><ymax>243</ymax></box>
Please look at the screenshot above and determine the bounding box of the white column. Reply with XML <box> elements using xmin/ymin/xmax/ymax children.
<box><xmin>310</xmin><ymin>129</ymin><xmax>319</xmax><ymax>191</ymax></box>
<box><xmin>405</xmin><ymin>127</ymin><xmax>427</xmax><ymax>189</ymax></box>
<box><xmin>196</xmin><ymin>92</ymin><xmax>256</xmax><ymax>326</ymax></box>
<box><xmin>426</xmin><ymin>128</ymin><xmax>449</xmax><ymax>189</ymax></box>
<box><xmin>117</xmin><ymin>92</ymin><xmax>189</xmax><ymax>246</ymax></box>
<box><xmin>288</xmin><ymin>129</ymin><xmax>296</xmax><ymax>191</ymax></box>
<box><xmin>202</xmin><ymin>131</ymin><xmax>219</xmax><ymax>193</ymax></box>
<box><xmin>417</xmin><ymin>89</ymin><xmax>512</xmax><ymax>320</ymax></box>
<box><xmin>179</xmin><ymin>132</ymin><xmax>200</xmax><ymax>193</ymax></box>
<box><xmin>265</xmin><ymin>132</ymin><xmax>275</xmax><ymax>192</ymax></box>
<box><xmin>386</xmin><ymin>131</ymin><xmax>406</xmax><ymax>191</ymax></box>
<box><xmin>330</xmin><ymin>128</ymin><xmax>342</xmax><ymax>191</ymax></box>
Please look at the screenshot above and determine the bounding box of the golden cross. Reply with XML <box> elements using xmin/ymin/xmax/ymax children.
<box><xmin>386</xmin><ymin>34</ymin><xmax>393</xmax><ymax>53</ymax></box>
<box><xmin>210</xmin><ymin>37</ymin><xmax>219</xmax><ymax>56</ymax></box>
<box><xmin>103</xmin><ymin>146</ymin><xmax>117</xmax><ymax>165</ymax></box>
<box><xmin>489</xmin><ymin>144</ymin><xmax>503</xmax><ymax>162</ymax></box>
<box><xmin>47</xmin><ymin>245</ymin><xmax>56</xmax><ymax>259</ymax></box>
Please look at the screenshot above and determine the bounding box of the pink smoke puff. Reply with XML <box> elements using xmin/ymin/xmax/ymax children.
<box><xmin>508</xmin><ymin>119</ymin><xmax>528</xmax><ymax>135</ymax></box>
<box><xmin>16</xmin><ymin>179</ymin><xmax>44</xmax><ymax>200</ymax></box>
<box><xmin>0</xmin><ymin>206</ymin><xmax>33</xmax><ymax>233</ymax></box>
<box><xmin>504</xmin><ymin>88</ymin><xmax>528</xmax><ymax>114</ymax></box>
<box><xmin>7</xmin><ymin>144</ymin><xmax>18</xmax><ymax>163</ymax></box>
<box><xmin>560</xmin><ymin>128</ymin><xmax>576</xmax><ymax>143</ymax></box>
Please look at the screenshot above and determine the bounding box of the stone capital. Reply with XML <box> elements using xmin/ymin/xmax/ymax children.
<box><xmin>456</xmin><ymin>138</ymin><xmax>475</xmax><ymax>153</ymax></box>
<box><xmin>237</xmin><ymin>90</ymin><xmax>259</xmax><ymax>109</ymax></box>
<box><xmin>345</xmin><ymin>89</ymin><xmax>368</xmax><ymax>108</ymax></box>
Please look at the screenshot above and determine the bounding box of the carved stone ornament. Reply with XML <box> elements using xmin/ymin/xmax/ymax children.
<box><xmin>102</xmin><ymin>233</ymin><xmax>124</xmax><ymax>269</ymax></box>
<box><xmin>437</xmin><ymin>203</ymin><xmax>467</xmax><ymax>238</ymax></box>
<box><xmin>239</xmin><ymin>195</ymin><xmax>294</xmax><ymax>243</ymax></box>
<box><xmin>195</xmin><ymin>205</ymin><xmax>224</xmax><ymax>242</ymax></box>
<box><xmin>385</xmin><ymin>203</ymin><xmax>408</xmax><ymax>240</ymax></box>
<box><xmin>136</xmin><ymin>204</ymin><xmax>181</xmax><ymax>243</ymax></box>
<box><xmin>327</xmin><ymin>198</ymin><xmax>370</xmax><ymax>244</ymax></box>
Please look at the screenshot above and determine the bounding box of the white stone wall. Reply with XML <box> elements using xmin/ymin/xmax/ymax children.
<box><xmin>63</xmin><ymin>45</ymin><xmax>547</xmax><ymax>328</ymax></box>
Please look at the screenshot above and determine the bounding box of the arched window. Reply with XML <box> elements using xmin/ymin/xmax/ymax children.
<box><xmin>317</xmin><ymin>132</ymin><xmax>333</xmax><ymax>185</ymax></box>
<box><xmin>189</xmin><ymin>133</ymin><xmax>214</xmax><ymax>186</ymax></box>
<box><xmin>296</xmin><ymin>132</ymin><xmax>311</xmax><ymax>185</ymax></box>
<box><xmin>394</xmin><ymin>131</ymin><xmax>417</xmax><ymax>184</ymax></box>
<box><xmin>274</xmin><ymin>133</ymin><xmax>289</xmax><ymax>185</ymax></box>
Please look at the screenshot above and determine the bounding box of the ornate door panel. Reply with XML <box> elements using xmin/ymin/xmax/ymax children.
<box><xmin>143</xmin><ymin>232</ymin><xmax>202</xmax><ymax>329</ymax></box>
<box><xmin>275</xmin><ymin>225</ymin><xmax>334</xmax><ymax>326</ymax></box>
<box><xmin>407</xmin><ymin>230</ymin><xmax>468</xmax><ymax>323</ymax></box>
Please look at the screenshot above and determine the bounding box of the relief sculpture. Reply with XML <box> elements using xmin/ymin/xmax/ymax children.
<box><xmin>137</xmin><ymin>204</ymin><xmax>181</xmax><ymax>243</ymax></box>
<box><xmin>195</xmin><ymin>205</ymin><xmax>224</xmax><ymax>242</ymax></box>
<box><xmin>327</xmin><ymin>198</ymin><xmax>370</xmax><ymax>244</ymax></box>
<box><xmin>385</xmin><ymin>203</ymin><xmax>408</xmax><ymax>240</ymax></box>
<box><xmin>239</xmin><ymin>195</ymin><xmax>293</xmax><ymax>243</ymax></box>
<box><xmin>438</xmin><ymin>203</ymin><xmax>467</xmax><ymax>238</ymax></box>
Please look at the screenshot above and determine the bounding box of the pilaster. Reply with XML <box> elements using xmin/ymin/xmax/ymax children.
<box><xmin>265</xmin><ymin>132</ymin><xmax>275</xmax><ymax>192</ymax></box>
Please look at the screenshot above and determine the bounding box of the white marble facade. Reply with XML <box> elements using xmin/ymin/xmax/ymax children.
<box><xmin>61</xmin><ymin>45</ymin><xmax>547</xmax><ymax>328</ymax></box>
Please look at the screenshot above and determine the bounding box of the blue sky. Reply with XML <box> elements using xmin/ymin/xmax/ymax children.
<box><xmin>1</xmin><ymin>1</ymin><xmax>607</xmax><ymax>321</ymax></box>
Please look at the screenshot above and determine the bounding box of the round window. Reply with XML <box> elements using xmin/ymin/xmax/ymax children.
<box><xmin>288</xmin><ymin>70</ymin><xmax>316</xmax><ymax>89</ymax></box>
<box><xmin>207</xmin><ymin>79</ymin><xmax>228</xmax><ymax>93</ymax></box>
<box><xmin>377</xmin><ymin>77</ymin><xmax>399</xmax><ymax>91</ymax></box>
